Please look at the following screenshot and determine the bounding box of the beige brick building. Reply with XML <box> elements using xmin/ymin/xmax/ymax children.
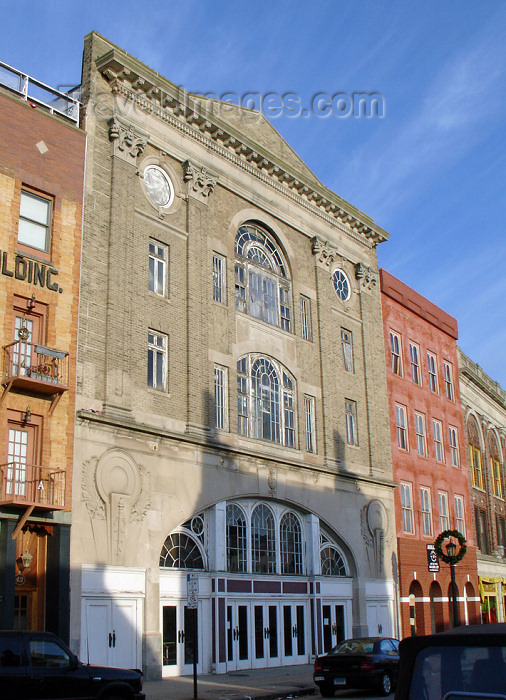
<box><xmin>71</xmin><ymin>32</ymin><xmax>397</xmax><ymax>678</ymax></box>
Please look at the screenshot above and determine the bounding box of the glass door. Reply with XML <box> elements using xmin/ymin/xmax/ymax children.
<box><xmin>282</xmin><ymin>603</ymin><xmax>307</xmax><ymax>664</ymax></box>
<box><xmin>226</xmin><ymin>603</ymin><xmax>249</xmax><ymax>670</ymax></box>
<box><xmin>162</xmin><ymin>602</ymin><xmax>200</xmax><ymax>676</ymax></box>
<box><xmin>252</xmin><ymin>603</ymin><xmax>279</xmax><ymax>668</ymax></box>
<box><xmin>322</xmin><ymin>604</ymin><xmax>345</xmax><ymax>653</ymax></box>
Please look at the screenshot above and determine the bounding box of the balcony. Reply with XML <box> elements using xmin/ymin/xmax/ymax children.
<box><xmin>0</xmin><ymin>462</ymin><xmax>66</xmax><ymax>510</ymax></box>
<box><xmin>2</xmin><ymin>341</ymin><xmax>69</xmax><ymax>406</ymax></box>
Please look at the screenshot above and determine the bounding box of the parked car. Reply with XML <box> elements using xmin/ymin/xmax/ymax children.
<box><xmin>0</xmin><ymin>630</ymin><xmax>144</xmax><ymax>699</ymax></box>
<box><xmin>313</xmin><ymin>636</ymin><xmax>400</xmax><ymax>696</ymax></box>
<box><xmin>395</xmin><ymin>623</ymin><xmax>506</xmax><ymax>700</ymax></box>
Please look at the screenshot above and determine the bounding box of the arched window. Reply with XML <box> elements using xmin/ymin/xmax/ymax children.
<box><xmin>280</xmin><ymin>512</ymin><xmax>303</xmax><ymax>574</ymax></box>
<box><xmin>237</xmin><ymin>355</ymin><xmax>296</xmax><ymax>447</ymax></box>
<box><xmin>489</xmin><ymin>433</ymin><xmax>503</xmax><ymax>499</ymax></box>
<box><xmin>320</xmin><ymin>545</ymin><xmax>347</xmax><ymax>576</ymax></box>
<box><xmin>251</xmin><ymin>504</ymin><xmax>275</xmax><ymax>573</ymax></box>
<box><xmin>234</xmin><ymin>223</ymin><xmax>291</xmax><ymax>331</ymax></box>
<box><xmin>160</xmin><ymin>533</ymin><xmax>204</xmax><ymax>569</ymax></box>
<box><xmin>226</xmin><ymin>503</ymin><xmax>247</xmax><ymax>572</ymax></box>
<box><xmin>467</xmin><ymin>416</ymin><xmax>483</xmax><ymax>489</ymax></box>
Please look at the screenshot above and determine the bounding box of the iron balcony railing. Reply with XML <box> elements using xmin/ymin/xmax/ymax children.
<box><xmin>2</xmin><ymin>340</ymin><xmax>69</xmax><ymax>395</ymax></box>
<box><xmin>0</xmin><ymin>60</ymin><xmax>80</xmax><ymax>123</ymax></box>
<box><xmin>0</xmin><ymin>462</ymin><xmax>66</xmax><ymax>509</ymax></box>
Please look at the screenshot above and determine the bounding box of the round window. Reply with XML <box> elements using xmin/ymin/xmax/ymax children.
<box><xmin>332</xmin><ymin>269</ymin><xmax>351</xmax><ymax>301</ymax></box>
<box><xmin>143</xmin><ymin>165</ymin><xmax>174</xmax><ymax>209</ymax></box>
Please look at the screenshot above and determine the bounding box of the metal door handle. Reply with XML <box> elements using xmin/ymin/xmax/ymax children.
<box><xmin>108</xmin><ymin>633</ymin><xmax>112</xmax><ymax>647</ymax></box>
<box><xmin>112</xmin><ymin>631</ymin><xmax>116</xmax><ymax>647</ymax></box>
<box><xmin>178</xmin><ymin>630</ymin><xmax>185</xmax><ymax>642</ymax></box>
<box><xmin>292</xmin><ymin>625</ymin><xmax>298</xmax><ymax>637</ymax></box>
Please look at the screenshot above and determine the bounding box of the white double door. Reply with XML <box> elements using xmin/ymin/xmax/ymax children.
<box><xmin>83</xmin><ymin>598</ymin><xmax>140</xmax><ymax>669</ymax></box>
<box><xmin>227</xmin><ymin>600</ymin><xmax>308</xmax><ymax>671</ymax></box>
<box><xmin>162</xmin><ymin>601</ymin><xmax>201</xmax><ymax>677</ymax></box>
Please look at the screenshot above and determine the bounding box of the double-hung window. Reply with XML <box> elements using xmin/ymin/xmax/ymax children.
<box><xmin>401</xmin><ymin>483</ymin><xmax>414</xmax><ymax>534</ymax></box>
<box><xmin>409</xmin><ymin>343</ymin><xmax>421</xmax><ymax>384</ymax></box>
<box><xmin>491</xmin><ymin>457</ymin><xmax>503</xmax><ymax>498</ymax></box>
<box><xmin>469</xmin><ymin>445</ymin><xmax>484</xmax><ymax>489</ymax></box>
<box><xmin>214</xmin><ymin>365</ymin><xmax>228</xmax><ymax>430</ymax></box>
<box><xmin>427</xmin><ymin>352</ymin><xmax>438</xmax><ymax>393</ymax></box>
<box><xmin>18</xmin><ymin>189</ymin><xmax>52</xmax><ymax>254</ymax></box>
<box><xmin>454</xmin><ymin>495</ymin><xmax>465</xmax><ymax>536</ymax></box>
<box><xmin>438</xmin><ymin>491</ymin><xmax>449</xmax><ymax>532</ymax></box>
<box><xmin>149</xmin><ymin>240</ymin><xmax>168</xmax><ymax>296</ymax></box>
<box><xmin>420</xmin><ymin>487</ymin><xmax>433</xmax><ymax>537</ymax></box>
<box><xmin>415</xmin><ymin>412</ymin><xmax>427</xmax><ymax>457</ymax></box>
<box><xmin>148</xmin><ymin>330</ymin><xmax>167</xmax><ymax>390</ymax></box>
<box><xmin>304</xmin><ymin>395</ymin><xmax>316</xmax><ymax>453</ymax></box>
<box><xmin>213</xmin><ymin>253</ymin><xmax>226</xmax><ymax>303</ymax></box>
<box><xmin>390</xmin><ymin>331</ymin><xmax>402</xmax><ymax>376</ymax></box>
<box><xmin>396</xmin><ymin>404</ymin><xmax>408</xmax><ymax>450</ymax></box>
<box><xmin>345</xmin><ymin>400</ymin><xmax>358</xmax><ymax>446</ymax></box>
<box><xmin>300</xmin><ymin>295</ymin><xmax>312</xmax><ymax>340</ymax></box>
<box><xmin>443</xmin><ymin>361</ymin><xmax>454</xmax><ymax>400</ymax></box>
<box><xmin>433</xmin><ymin>419</ymin><xmax>444</xmax><ymax>462</ymax></box>
<box><xmin>341</xmin><ymin>329</ymin><xmax>354</xmax><ymax>372</ymax></box>
<box><xmin>449</xmin><ymin>426</ymin><xmax>459</xmax><ymax>467</ymax></box>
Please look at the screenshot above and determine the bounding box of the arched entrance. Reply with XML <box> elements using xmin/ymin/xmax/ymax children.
<box><xmin>408</xmin><ymin>580</ymin><xmax>425</xmax><ymax>636</ymax></box>
<box><xmin>429</xmin><ymin>581</ymin><xmax>444</xmax><ymax>632</ymax></box>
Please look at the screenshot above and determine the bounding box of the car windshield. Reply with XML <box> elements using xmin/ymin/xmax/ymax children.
<box><xmin>408</xmin><ymin>644</ymin><xmax>506</xmax><ymax>700</ymax></box>
<box><xmin>332</xmin><ymin>639</ymin><xmax>375</xmax><ymax>655</ymax></box>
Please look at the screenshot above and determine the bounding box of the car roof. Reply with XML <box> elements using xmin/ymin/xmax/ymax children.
<box><xmin>399</xmin><ymin>624</ymin><xmax>506</xmax><ymax>655</ymax></box>
<box><xmin>0</xmin><ymin>630</ymin><xmax>60</xmax><ymax>638</ymax></box>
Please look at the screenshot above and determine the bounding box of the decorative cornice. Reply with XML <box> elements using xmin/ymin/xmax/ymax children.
<box><xmin>108</xmin><ymin>116</ymin><xmax>148</xmax><ymax>164</ymax></box>
<box><xmin>94</xmin><ymin>49</ymin><xmax>389</xmax><ymax>247</ymax></box>
<box><xmin>183</xmin><ymin>159</ymin><xmax>218</xmax><ymax>202</ymax></box>
<box><xmin>458</xmin><ymin>347</ymin><xmax>506</xmax><ymax>409</ymax></box>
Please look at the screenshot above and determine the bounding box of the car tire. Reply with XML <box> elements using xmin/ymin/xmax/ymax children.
<box><xmin>378</xmin><ymin>671</ymin><xmax>392</xmax><ymax>696</ymax></box>
<box><xmin>319</xmin><ymin>684</ymin><xmax>335</xmax><ymax>697</ymax></box>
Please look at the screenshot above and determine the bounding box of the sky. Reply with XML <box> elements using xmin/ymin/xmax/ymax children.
<box><xmin>1</xmin><ymin>0</ymin><xmax>505</xmax><ymax>388</ymax></box>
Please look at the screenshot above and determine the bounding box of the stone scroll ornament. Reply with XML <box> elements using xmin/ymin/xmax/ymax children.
<box><xmin>183</xmin><ymin>159</ymin><xmax>218</xmax><ymax>202</ymax></box>
<box><xmin>361</xmin><ymin>499</ymin><xmax>389</xmax><ymax>575</ymax></box>
<box><xmin>434</xmin><ymin>530</ymin><xmax>467</xmax><ymax>563</ymax></box>
<box><xmin>108</xmin><ymin>117</ymin><xmax>147</xmax><ymax>162</ymax></box>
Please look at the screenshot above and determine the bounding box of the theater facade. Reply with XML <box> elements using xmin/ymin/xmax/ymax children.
<box><xmin>70</xmin><ymin>33</ymin><xmax>397</xmax><ymax>678</ymax></box>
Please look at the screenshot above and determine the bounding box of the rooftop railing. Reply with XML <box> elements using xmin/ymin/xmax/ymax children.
<box><xmin>0</xmin><ymin>60</ymin><xmax>80</xmax><ymax>123</ymax></box>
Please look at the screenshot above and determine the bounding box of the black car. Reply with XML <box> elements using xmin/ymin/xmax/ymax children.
<box><xmin>313</xmin><ymin>636</ymin><xmax>400</xmax><ymax>697</ymax></box>
<box><xmin>395</xmin><ymin>623</ymin><xmax>506</xmax><ymax>700</ymax></box>
<box><xmin>0</xmin><ymin>630</ymin><xmax>144</xmax><ymax>700</ymax></box>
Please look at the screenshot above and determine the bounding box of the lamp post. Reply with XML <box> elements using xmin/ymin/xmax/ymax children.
<box><xmin>446</xmin><ymin>540</ymin><xmax>460</xmax><ymax>627</ymax></box>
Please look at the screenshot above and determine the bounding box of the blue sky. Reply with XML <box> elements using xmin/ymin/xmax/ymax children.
<box><xmin>2</xmin><ymin>0</ymin><xmax>505</xmax><ymax>387</ymax></box>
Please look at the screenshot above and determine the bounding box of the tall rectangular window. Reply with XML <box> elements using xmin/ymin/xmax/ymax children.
<box><xmin>18</xmin><ymin>189</ymin><xmax>52</xmax><ymax>253</ymax></box>
<box><xmin>214</xmin><ymin>366</ymin><xmax>228</xmax><ymax>430</ymax></box>
<box><xmin>401</xmin><ymin>483</ymin><xmax>414</xmax><ymax>534</ymax></box>
<box><xmin>149</xmin><ymin>240</ymin><xmax>168</xmax><ymax>296</ymax></box>
<box><xmin>300</xmin><ymin>295</ymin><xmax>312</xmax><ymax>341</ymax></box>
<box><xmin>345</xmin><ymin>400</ymin><xmax>358</xmax><ymax>446</ymax></box>
<box><xmin>341</xmin><ymin>329</ymin><xmax>354</xmax><ymax>372</ymax></box>
<box><xmin>237</xmin><ymin>358</ymin><xmax>248</xmax><ymax>436</ymax></box>
<box><xmin>438</xmin><ymin>491</ymin><xmax>449</xmax><ymax>532</ymax></box>
<box><xmin>449</xmin><ymin>426</ymin><xmax>460</xmax><ymax>467</ymax></box>
<box><xmin>148</xmin><ymin>330</ymin><xmax>167</xmax><ymax>390</ymax></box>
<box><xmin>390</xmin><ymin>331</ymin><xmax>402</xmax><ymax>376</ymax></box>
<box><xmin>427</xmin><ymin>352</ymin><xmax>438</xmax><ymax>393</ymax></box>
<box><xmin>491</xmin><ymin>457</ymin><xmax>503</xmax><ymax>498</ymax></box>
<box><xmin>475</xmin><ymin>508</ymin><xmax>489</xmax><ymax>554</ymax></box>
<box><xmin>469</xmin><ymin>445</ymin><xmax>484</xmax><ymax>489</ymax></box>
<box><xmin>409</xmin><ymin>343</ymin><xmax>421</xmax><ymax>384</ymax></box>
<box><xmin>420</xmin><ymin>487</ymin><xmax>433</xmax><ymax>537</ymax></box>
<box><xmin>304</xmin><ymin>396</ymin><xmax>316</xmax><ymax>453</ymax></box>
<box><xmin>415</xmin><ymin>412</ymin><xmax>427</xmax><ymax>457</ymax></box>
<box><xmin>213</xmin><ymin>253</ymin><xmax>226</xmax><ymax>303</ymax></box>
<box><xmin>496</xmin><ymin>515</ymin><xmax>506</xmax><ymax>552</ymax></box>
<box><xmin>443</xmin><ymin>361</ymin><xmax>454</xmax><ymax>401</ymax></box>
<box><xmin>454</xmin><ymin>495</ymin><xmax>465</xmax><ymax>536</ymax></box>
<box><xmin>433</xmin><ymin>419</ymin><xmax>444</xmax><ymax>462</ymax></box>
<box><xmin>396</xmin><ymin>404</ymin><xmax>408</xmax><ymax>450</ymax></box>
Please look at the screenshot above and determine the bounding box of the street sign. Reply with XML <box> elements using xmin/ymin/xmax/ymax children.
<box><xmin>427</xmin><ymin>544</ymin><xmax>440</xmax><ymax>572</ymax></box>
<box><xmin>187</xmin><ymin>572</ymin><xmax>199</xmax><ymax>609</ymax></box>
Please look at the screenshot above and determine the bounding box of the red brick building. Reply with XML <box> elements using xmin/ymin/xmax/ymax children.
<box><xmin>0</xmin><ymin>62</ymin><xmax>84</xmax><ymax>639</ymax></box>
<box><xmin>380</xmin><ymin>269</ymin><xmax>480</xmax><ymax>636</ymax></box>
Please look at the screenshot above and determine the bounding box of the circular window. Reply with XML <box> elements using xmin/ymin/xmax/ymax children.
<box><xmin>143</xmin><ymin>165</ymin><xmax>174</xmax><ymax>209</ymax></box>
<box><xmin>332</xmin><ymin>269</ymin><xmax>351</xmax><ymax>301</ymax></box>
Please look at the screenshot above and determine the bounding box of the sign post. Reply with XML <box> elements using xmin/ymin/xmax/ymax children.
<box><xmin>187</xmin><ymin>573</ymin><xmax>198</xmax><ymax>699</ymax></box>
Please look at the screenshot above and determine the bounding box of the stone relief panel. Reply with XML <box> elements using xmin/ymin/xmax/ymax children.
<box><xmin>81</xmin><ymin>449</ymin><xmax>151</xmax><ymax>563</ymax></box>
<box><xmin>361</xmin><ymin>498</ymin><xmax>390</xmax><ymax>576</ymax></box>
<box><xmin>183</xmin><ymin>159</ymin><xmax>218</xmax><ymax>202</ymax></box>
<box><xmin>311</xmin><ymin>236</ymin><xmax>338</xmax><ymax>268</ymax></box>
<box><xmin>355</xmin><ymin>262</ymin><xmax>377</xmax><ymax>291</ymax></box>
<box><xmin>108</xmin><ymin>116</ymin><xmax>148</xmax><ymax>164</ymax></box>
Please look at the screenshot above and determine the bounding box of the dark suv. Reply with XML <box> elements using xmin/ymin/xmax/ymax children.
<box><xmin>0</xmin><ymin>630</ymin><xmax>144</xmax><ymax>700</ymax></box>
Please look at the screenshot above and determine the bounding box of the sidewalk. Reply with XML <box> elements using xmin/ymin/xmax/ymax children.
<box><xmin>143</xmin><ymin>663</ymin><xmax>317</xmax><ymax>700</ymax></box>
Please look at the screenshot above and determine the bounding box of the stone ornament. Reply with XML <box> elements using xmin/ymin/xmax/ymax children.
<box><xmin>183</xmin><ymin>159</ymin><xmax>218</xmax><ymax>202</ymax></box>
<box><xmin>311</xmin><ymin>236</ymin><xmax>338</xmax><ymax>267</ymax></box>
<box><xmin>355</xmin><ymin>262</ymin><xmax>377</xmax><ymax>290</ymax></box>
<box><xmin>361</xmin><ymin>498</ymin><xmax>389</xmax><ymax>576</ymax></box>
<box><xmin>108</xmin><ymin>117</ymin><xmax>148</xmax><ymax>164</ymax></box>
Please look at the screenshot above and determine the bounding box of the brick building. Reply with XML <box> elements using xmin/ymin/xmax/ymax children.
<box><xmin>0</xmin><ymin>62</ymin><xmax>84</xmax><ymax>637</ymax></box>
<box><xmin>380</xmin><ymin>269</ymin><xmax>480</xmax><ymax>637</ymax></box>
<box><xmin>458</xmin><ymin>349</ymin><xmax>506</xmax><ymax>622</ymax></box>
<box><xmin>70</xmin><ymin>33</ymin><xmax>397</xmax><ymax>678</ymax></box>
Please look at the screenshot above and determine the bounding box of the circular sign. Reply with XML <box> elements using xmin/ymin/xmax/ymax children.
<box><xmin>15</xmin><ymin>574</ymin><xmax>26</xmax><ymax>586</ymax></box>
